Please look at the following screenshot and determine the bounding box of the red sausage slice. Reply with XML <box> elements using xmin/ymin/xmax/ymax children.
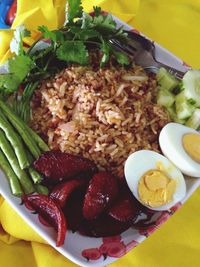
<box><xmin>23</xmin><ymin>194</ymin><xmax>67</xmax><ymax>246</ymax></box>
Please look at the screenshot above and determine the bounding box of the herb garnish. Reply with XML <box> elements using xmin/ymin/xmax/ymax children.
<box><xmin>0</xmin><ymin>0</ymin><xmax>130</xmax><ymax>121</ymax></box>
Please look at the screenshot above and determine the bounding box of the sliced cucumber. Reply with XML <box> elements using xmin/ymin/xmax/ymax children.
<box><xmin>182</xmin><ymin>69</ymin><xmax>200</xmax><ymax>107</ymax></box>
<box><xmin>167</xmin><ymin>106</ymin><xmax>186</xmax><ymax>124</ymax></box>
<box><xmin>156</xmin><ymin>68</ymin><xmax>179</xmax><ymax>91</ymax></box>
<box><xmin>173</xmin><ymin>81</ymin><xmax>184</xmax><ymax>95</ymax></box>
<box><xmin>166</xmin><ymin>106</ymin><xmax>176</xmax><ymax>120</ymax></box>
<box><xmin>175</xmin><ymin>91</ymin><xmax>195</xmax><ymax>120</ymax></box>
<box><xmin>174</xmin><ymin>116</ymin><xmax>186</xmax><ymax>124</ymax></box>
<box><xmin>157</xmin><ymin>68</ymin><xmax>167</xmax><ymax>81</ymax></box>
<box><xmin>157</xmin><ymin>88</ymin><xmax>175</xmax><ymax>107</ymax></box>
<box><xmin>186</xmin><ymin>108</ymin><xmax>200</xmax><ymax>130</ymax></box>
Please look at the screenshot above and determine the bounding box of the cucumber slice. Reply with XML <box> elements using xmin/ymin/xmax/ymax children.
<box><xmin>167</xmin><ymin>106</ymin><xmax>186</xmax><ymax>124</ymax></box>
<box><xmin>174</xmin><ymin>117</ymin><xmax>186</xmax><ymax>124</ymax></box>
<box><xmin>157</xmin><ymin>88</ymin><xmax>175</xmax><ymax>107</ymax></box>
<box><xmin>156</xmin><ymin>68</ymin><xmax>179</xmax><ymax>91</ymax></box>
<box><xmin>157</xmin><ymin>68</ymin><xmax>167</xmax><ymax>81</ymax></box>
<box><xmin>186</xmin><ymin>108</ymin><xmax>200</xmax><ymax>130</ymax></box>
<box><xmin>175</xmin><ymin>91</ymin><xmax>195</xmax><ymax>120</ymax></box>
<box><xmin>166</xmin><ymin>106</ymin><xmax>176</xmax><ymax>120</ymax></box>
<box><xmin>182</xmin><ymin>69</ymin><xmax>200</xmax><ymax>107</ymax></box>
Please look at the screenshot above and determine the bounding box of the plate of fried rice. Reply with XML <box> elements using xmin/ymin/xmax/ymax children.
<box><xmin>0</xmin><ymin>8</ymin><xmax>200</xmax><ymax>267</ymax></box>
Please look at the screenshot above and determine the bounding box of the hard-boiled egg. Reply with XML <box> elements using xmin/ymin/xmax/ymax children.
<box><xmin>124</xmin><ymin>150</ymin><xmax>186</xmax><ymax>211</ymax></box>
<box><xmin>159</xmin><ymin>122</ymin><xmax>200</xmax><ymax>177</ymax></box>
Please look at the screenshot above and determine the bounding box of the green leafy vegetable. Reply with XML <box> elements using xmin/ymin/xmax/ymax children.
<box><xmin>0</xmin><ymin>1</ymin><xmax>131</xmax><ymax>120</ymax></box>
<box><xmin>93</xmin><ymin>13</ymin><xmax>116</xmax><ymax>31</ymax></box>
<box><xmin>100</xmin><ymin>40</ymin><xmax>111</xmax><ymax>67</ymax></box>
<box><xmin>57</xmin><ymin>41</ymin><xmax>89</xmax><ymax>65</ymax></box>
<box><xmin>38</xmin><ymin>26</ymin><xmax>65</xmax><ymax>45</ymax></box>
<box><xmin>0</xmin><ymin>74</ymin><xmax>19</xmax><ymax>93</ymax></box>
<box><xmin>67</xmin><ymin>0</ymin><xmax>83</xmax><ymax>22</ymax></box>
<box><xmin>0</xmin><ymin>55</ymin><xmax>34</xmax><ymax>92</ymax></box>
<box><xmin>112</xmin><ymin>50</ymin><xmax>129</xmax><ymax>65</ymax></box>
<box><xmin>9</xmin><ymin>55</ymin><xmax>34</xmax><ymax>81</ymax></box>
<box><xmin>93</xmin><ymin>6</ymin><xmax>102</xmax><ymax>17</ymax></box>
<box><xmin>70</xmin><ymin>28</ymin><xmax>100</xmax><ymax>40</ymax></box>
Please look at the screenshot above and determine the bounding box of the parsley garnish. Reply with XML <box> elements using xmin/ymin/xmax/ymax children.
<box><xmin>67</xmin><ymin>0</ymin><xmax>83</xmax><ymax>22</ymax></box>
<box><xmin>0</xmin><ymin>55</ymin><xmax>34</xmax><ymax>93</ymax></box>
<box><xmin>56</xmin><ymin>41</ymin><xmax>89</xmax><ymax>65</ymax></box>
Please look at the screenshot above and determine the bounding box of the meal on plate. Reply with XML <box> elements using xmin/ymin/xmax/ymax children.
<box><xmin>0</xmin><ymin>0</ymin><xmax>200</xmax><ymax>247</ymax></box>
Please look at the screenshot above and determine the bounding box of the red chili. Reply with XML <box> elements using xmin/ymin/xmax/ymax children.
<box><xmin>6</xmin><ymin>0</ymin><xmax>17</xmax><ymax>26</ymax></box>
<box><xmin>50</xmin><ymin>178</ymin><xmax>87</xmax><ymax>208</ymax></box>
<box><xmin>23</xmin><ymin>194</ymin><xmax>67</xmax><ymax>247</ymax></box>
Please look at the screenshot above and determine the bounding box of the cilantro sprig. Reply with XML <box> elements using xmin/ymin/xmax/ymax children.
<box><xmin>0</xmin><ymin>0</ymin><xmax>130</xmax><ymax>121</ymax></box>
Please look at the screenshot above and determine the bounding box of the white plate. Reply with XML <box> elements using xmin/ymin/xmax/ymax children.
<box><xmin>0</xmin><ymin>15</ymin><xmax>200</xmax><ymax>267</ymax></box>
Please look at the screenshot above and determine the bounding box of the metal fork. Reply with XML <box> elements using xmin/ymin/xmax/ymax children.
<box><xmin>111</xmin><ymin>31</ymin><xmax>187</xmax><ymax>79</ymax></box>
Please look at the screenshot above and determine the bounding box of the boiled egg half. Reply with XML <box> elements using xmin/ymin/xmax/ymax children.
<box><xmin>124</xmin><ymin>150</ymin><xmax>186</xmax><ymax>211</ymax></box>
<box><xmin>159</xmin><ymin>122</ymin><xmax>200</xmax><ymax>177</ymax></box>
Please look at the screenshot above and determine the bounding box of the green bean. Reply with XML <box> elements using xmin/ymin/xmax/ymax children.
<box><xmin>26</xmin><ymin>127</ymin><xmax>49</xmax><ymax>152</ymax></box>
<box><xmin>0</xmin><ymin>113</ymin><xmax>30</xmax><ymax>169</ymax></box>
<box><xmin>0</xmin><ymin>101</ymin><xmax>41</xmax><ymax>159</ymax></box>
<box><xmin>35</xmin><ymin>184</ymin><xmax>49</xmax><ymax>195</ymax></box>
<box><xmin>0</xmin><ymin>148</ymin><xmax>22</xmax><ymax>196</ymax></box>
<box><xmin>0</xmin><ymin>129</ymin><xmax>34</xmax><ymax>194</ymax></box>
<box><xmin>28</xmin><ymin>166</ymin><xmax>42</xmax><ymax>184</ymax></box>
<box><xmin>26</xmin><ymin>151</ymin><xmax>43</xmax><ymax>184</ymax></box>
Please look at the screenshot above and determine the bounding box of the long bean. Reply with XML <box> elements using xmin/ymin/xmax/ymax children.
<box><xmin>0</xmin><ymin>148</ymin><xmax>22</xmax><ymax>196</ymax></box>
<box><xmin>0</xmin><ymin>112</ymin><xmax>30</xmax><ymax>169</ymax></box>
<box><xmin>28</xmin><ymin>167</ymin><xmax>43</xmax><ymax>184</ymax></box>
<box><xmin>26</xmin><ymin>151</ymin><xmax>43</xmax><ymax>184</ymax></box>
<box><xmin>0</xmin><ymin>129</ymin><xmax>34</xmax><ymax>194</ymax></box>
<box><xmin>35</xmin><ymin>184</ymin><xmax>49</xmax><ymax>195</ymax></box>
<box><xmin>26</xmin><ymin>127</ymin><xmax>49</xmax><ymax>152</ymax></box>
<box><xmin>0</xmin><ymin>100</ymin><xmax>41</xmax><ymax>159</ymax></box>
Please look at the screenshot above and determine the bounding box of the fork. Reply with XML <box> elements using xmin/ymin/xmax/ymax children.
<box><xmin>111</xmin><ymin>31</ymin><xmax>187</xmax><ymax>80</ymax></box>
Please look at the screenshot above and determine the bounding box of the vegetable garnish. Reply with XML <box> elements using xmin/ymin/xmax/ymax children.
<box><xmin>0</xmin><ymin>100</ymin><xmax>49</xmax><ymax>196</ymax></box>
<box><xmin>0</xmin><ymin>0</ymin><xmax>130</xmax><ymax>123</ymax></box>
<box><xmin>157</xmin><ymin>68</ymin><xmax>200</xmax><ymax>130</ymax></box>
<box><xmin>0</xmin><ymin>0</ymin><xmax>198</xmax><ymax>248</ymax></box>
<box><xmin>0</xmin><ymin>0</ymin><xmax>130</xmax><ymax>205</ymax></box>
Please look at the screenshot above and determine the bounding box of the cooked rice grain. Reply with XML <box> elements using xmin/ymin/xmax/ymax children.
<box><xmin>31</xmin><ymin>65</ymin><xmax>170</xmax><ymax>179</ymax></box>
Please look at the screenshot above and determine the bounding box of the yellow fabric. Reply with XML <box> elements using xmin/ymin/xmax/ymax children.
<box><xmin>0</xmin><ymin>0</ymin><xmax>199</xmax><ymax>267</ymax></box>
<box><xmin>132</xmin><ymin>0</ymin><xmax>200</xmax><ymax>69</ymax></box>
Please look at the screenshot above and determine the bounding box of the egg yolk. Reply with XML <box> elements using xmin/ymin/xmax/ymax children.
<box><xmin>182</xmin><ymin>133</ymin><xmax>200</xmax><ymax>163</ymax></box>
<box><xmin>138</xmin><ymin>170</ymin><xmax>176</xmax><ymax>207</ymax></box>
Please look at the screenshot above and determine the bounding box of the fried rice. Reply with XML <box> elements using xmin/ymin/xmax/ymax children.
<box><xmin>31</xmin><ymin>63</ymin><xmax>170</xmax><ymax>179</ymax></box>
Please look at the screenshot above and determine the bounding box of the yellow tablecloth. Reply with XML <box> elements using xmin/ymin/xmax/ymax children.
<box><xmin>0</xmin><ymin>0</ymin><xmax>200</xmax><ymax>267</ymax></box>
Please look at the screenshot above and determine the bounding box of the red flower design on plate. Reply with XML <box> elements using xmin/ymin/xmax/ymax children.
<box><xmin>156</xmin><ymin>212</ymin><xmax>170</xmax><ymax>227</ymax></box>
<box><xmin>169</xmin><ymin>202</ymin><xmax>182</xmax><ymax>214</ymax></box>
<box><xmin>99</xmin><ymin>241</ymin><xmax>126</xmax><ymax>258</ymax></box>
<box><xmin>81</xmin><ymin>235</ymin><xmax>140</xmax><ymax>261</ymax></box>
<box><xmin>82</xmin><ymin>248</ymin><xmax>102</xmax><ymax>261</ymax></box>
<box><xmin>139</xmin><ymin>225</ymin><xmax>157</xmax><ymax>237</ymax></box>
<box><xmin>139</xmin><ymin>211</ymin><xmax>170</xmax><ymax>237</ymax></box>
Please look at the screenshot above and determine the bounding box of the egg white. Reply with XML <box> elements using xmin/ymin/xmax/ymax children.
<box><xmin>159</xmin><ymin>123</ymin><xmax>200</xmax><ymax>177</ymax></box>
<box><xmin>124</xmin><ymin>150</ymin><xmax>186</xmax><ymax>211</ymax></box>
